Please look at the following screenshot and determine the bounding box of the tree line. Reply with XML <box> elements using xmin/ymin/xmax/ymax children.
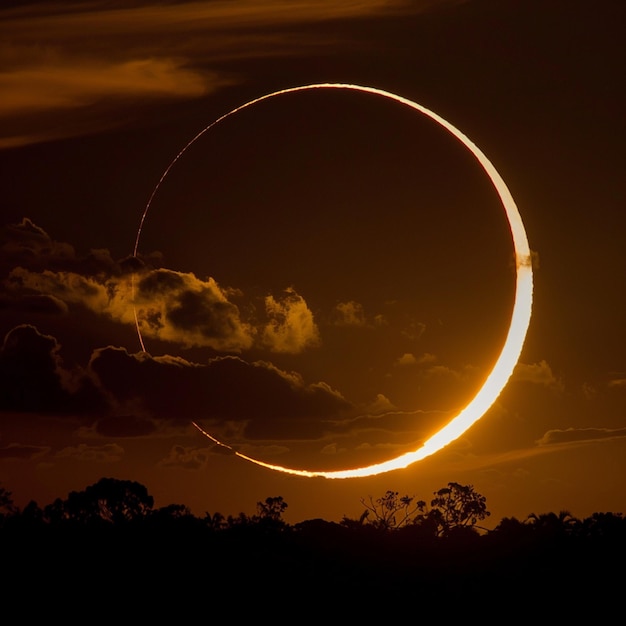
<box><xmin>1</xmin><ymin>477</ymin><xmax>624</xmax><ymax>541</ymax></box>
<box><xmin>1</xmin><ymin>476</ymin><xmax>624</xmax><ymax>611</ymax></box>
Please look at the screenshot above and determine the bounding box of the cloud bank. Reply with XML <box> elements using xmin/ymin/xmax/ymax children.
<box><xmin>3</xmin><ymin>219</ymin><xmax>320</xmax><ymax>354</ymax></box>
<box><xmin>0</xmin><ymin>0</ymin><xmax>451</xmax><ymax>147</ymax></box>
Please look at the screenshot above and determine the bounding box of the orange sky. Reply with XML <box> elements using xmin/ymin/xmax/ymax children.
<box><xmin>1</xmin><ymin>0</ymin><xmax>625</xmax><ymax>525</ymax></box>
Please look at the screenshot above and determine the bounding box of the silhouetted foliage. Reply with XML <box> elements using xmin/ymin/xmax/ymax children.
<box><xmin>0</xmin><ymin>485</ymin><xmax>16</xmax><ymax>515</ymax></box>
<box><xmin>204</xmin><ymin>510</ymin><xmax>226</xmax><ymax>531</ymax></box>
<box><xmin>427</xmin><ymin>481</ymin><xmax>490</xmax><ymax>536</ymax></box>
<box><xmin>256</xmin><ymin>495</ymin><xmax>287</xmax><ymax>521</ymax></box>
<box><xmin>580</xmin><ymin>511</ymin><xmax>626</xmax><ymax>539</ymax></box>
<box><xmin>43</xmin><ymin>477</ymin><xmax>154</xmax><ymax>525</ymax></box>
<box><xmin>2</xmin><ymin>475</ymin><xmax>626</xmax><ymax>613</ymax></box>
<box><xmin>349</xmin><ymin>482</ymin><xmax>489</xmax><ymax>536</ymax></box>
<box><xmin>0</xmin><ymin>485</ymin><xmax>17</xmax><ymax>529</ymax></box>
<box><xmin>525</xmin><ymin>509</ymin><xmax>579</xmax><ymax>539</ymax></box>
<box><xmin>356</xmin><ymin>490</ymin><xmax>426</xmax><ymax>530</ymax></box>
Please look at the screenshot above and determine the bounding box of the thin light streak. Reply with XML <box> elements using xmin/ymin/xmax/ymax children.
<box><xmin>137</xmin><ymin>83</ymin><xmax>533</xmax><ymax>478</ymax></box>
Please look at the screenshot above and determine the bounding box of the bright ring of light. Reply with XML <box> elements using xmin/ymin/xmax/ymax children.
<box><xmin>133</xmin><ymin>83</ymin><xmax>533</xmax><ymax>479</ymax></box>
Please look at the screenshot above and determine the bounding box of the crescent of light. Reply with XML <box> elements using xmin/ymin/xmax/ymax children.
<box><xmin>134</xmin><ymin>83</ymin><xmax>533</xmax><ymax>479</ymax></box>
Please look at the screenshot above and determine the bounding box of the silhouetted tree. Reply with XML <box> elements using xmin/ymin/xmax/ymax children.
<box><xmin>150</xmin><ymin>503</ymin><xmax>193</xmax><ymax>522</ymax></box>
<box><xmin>580</xmin><ymin>511</ymin><xmax>626</xmax><ymax>540</ymax></box>
<box><xmin>358</xmin><ymin>490</ymin><xmax>426</xmax><ymax>530</ymax></box>
<box><xmin>492</xmin><ymin>515</ymin><xmax>534</xmax><ymax>539</ymax></box>
<box><xmin>525</xmin><ymin>510</ymin><xmax>580</xmax><ymax>539</ymax></box>
<box><xmin>0</xmin><ymin>486</ymin><xmax>17</xmax><ymax>528</ymax></box>
<box><xmin>256</xmin><ymin>496</ymin><xmax>288</xmax><ymax>522</ymax></box>
<box><xmin>352</xmin><ymin>482</ymin><xmax>489</xmax><ymax>537</ymax></box>
<box><xmin>0</xmin><ymin>485</ymin><xmax>15</xmax><ymax>514</ymax></box>
<box><xmin>204</xmin><ymin>511</ymin><xmax>226</xmax><ymax>531</ymax></box>
<box><xmin>226</xmin><ymin>511</ymin><xmax>252</xmax><ymax>528</ymax></box>
<box><xmin>18</xmin><ymin>500</ymin><xmax>44</xmax><ymax>528</ymax></box>
<box><xmin>43</xmin><ymin>477</ymin><xmax>154</xmax><ymax>525</ymax></box>
<box><xmin>424</xmin><ymin>482</ymin><xmax>490</xmax><ymax>536</ymax></box>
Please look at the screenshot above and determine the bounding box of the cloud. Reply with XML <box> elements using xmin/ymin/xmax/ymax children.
<box><xmin>7</xmin><ymin>264</ymin><xmax>255</xmax><ymax>351</ymax></box>
<box><xmin>261</xmin><ymin>288</ymin><xmax>320</xmax><ymax>353</ymax></box>
<box><xmin>512</xmin><ymin>360</ymin><xmax>563</xmax><ymax>390</ymax></box>
<box><xmin>1</xmin><ymin>218</ymin><xmax>77</xmax><ymax>273</ymax></box>
<box><xmin>1</xmin><ymin>218</ymin><xmax>142</xmax><ymax>280</ymax></box>
<box><xmin>0</xmin><ymin>443</ymin><xmax>50</xmax><ymax>461</ymax></box>
<box><xmin>320</xmin><ymin>442</ymin><xmax>347</xmax><ymax>455</ymax></box>
<box><xmin>608</xmin><ymin>376</ymin><xmax>626</xmax><ymax>388</ymax></box>
<box><xmin>88</xmin><ymin>347</ymin><xmax>350</xmax><ymax>438</ymax></box>
<box><xmin>0</xmin><ymin>0</ymin><xmax>437</xmax><ymax>147</ymax></box>
<box><xmin>236</xmin><ymin>442</ymin><xmax>290</xmax><ymax>457</ymax></box>
<box><xmin>394</xmin><ymin>353</ymin><xmax>417</xmax><ymax>367</ymax></box>
<box><xmin>0</xmin><ymin>324</ymin><xmax>106</xmax><ymax>415</ymax></box>
<box><xmin>158</xmin><ymin>445</ymin><xmax>212</xmax><ymax>470</ymax></box>
<box><xmin>0</xmin><ymin>293</ymin><xmax>68</xmax><ymax>316</ymax></box>
<box><xmin>136</xmin><ymin>269</ymin><xmax>255</xmax><ymax>351</ymax></box>
<box><xmin>55</xmin><ymin>443</ymin><xmax>125</xmax><ymax>462</ymax></box>
<box><xmin>0</xmin><ymin>324</ymin><xmax>72</xmax><ymax>412</ymax></box>
<box><xmin>9</xmin><ymin>267</ymin><xmax>322</xmax><ymax>353</ymax></box>
<box><xmin>92</xmin><ymin>415</ymin><xmax>158</xmax><ymax>438</ymax></box>
<box><xmin>4</xmin><ymin>220</ymin><xmax>321</xmax><ymax>354</ymax></box>
<box><xmin>424</xmin><ymin>364</ymin><xmax>461</xmax><ymax>379</ymax></box>
<box><xmin>0</xmin><ymin>57</ymin><xmax>213</xmax><ymax>114</ymax></box>
<box><xmin>361</xmin><ymin>394</ymin><xmax>398</xmax><ymax>414</ymax></box>
<box><xmin>331</xmin><ymin>301</ymin><xmax>368</xmax><ymax>327</ymax></box>
<box><xmin>536</xmin><ymin>427</ymin><xmax>626</xmax><ymax>447</ymax></box>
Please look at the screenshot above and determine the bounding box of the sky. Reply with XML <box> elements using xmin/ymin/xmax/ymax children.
<box><xmin>1</xmin><ymin>0</ymin><xmax>625</xmax><ymax>525</ymax></box>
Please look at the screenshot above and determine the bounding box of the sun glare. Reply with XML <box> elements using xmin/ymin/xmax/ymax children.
<box><xmin>137</xmin><ymin>83</ymin><xmax>533</xmax><ymax>479</ymax></box>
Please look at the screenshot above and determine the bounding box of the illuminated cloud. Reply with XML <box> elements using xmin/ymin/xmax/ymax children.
<box><xmin>361</xmin><ymin>393</ymin><xmax>398</xmax><ymax>414</ymax></box>
<box><xmin>136</xmin><ymin>269</ymin><xmax>255</xmax><ymax>351</ymax></box>
<box><xmin>0</xmin><ymin>57</ymin><xmax>212</xmax><ymax>114</ymax></box>
<box><xmin>608</xmin><ymin>376</ymin><xmax>626</xmax><ymax>388</ymax></box>
<box><xmin>8</xmin><ymin>263</ymin><xmax>255</xmax><ymax>352</ymax></box>
<box><xmin>261</xmin><ymin>288</ymin><xmax>320</xmax><ymax>353</ymax></box>
<box><xmin>394</xmin><ymin>352</ymin><xmax>417</xmax><ymax>366</ymax></box>
<box><xmin>55</xmin><ymin>443</ymin><xmax>125</xmax><ymax>463</ymax></box>
<box><xmin>320</xmin><ymin>442</ymin><xmax>347</xmax><ymax>455</ymax></box>
<box><xmin>4</xmin><ymin>220</ymin><xmax>323</xmax><ymax>354</ymax></box>
<box><xmin>512</xmin><ymin>360</ymin><xmax>563</xmax><ymax>390</ymax></box>
<box><xmin>536</xmin><ymin>427</ymin><xmax>626</xmax><ymax>447</ymax></box>
<box><xmin>424</xmin><ymin>364</ymin><xmax>461</xmax><ymax>379</ymax></box>
<box><xmin>0</xmin><ymin>0</ymin><xmax>438</xmax><ymax>147</ymax></box>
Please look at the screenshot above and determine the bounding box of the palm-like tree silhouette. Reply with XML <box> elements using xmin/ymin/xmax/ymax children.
<box><xmin>525</xmin><ymin>510</ymin><xmax>580</xmax><ymax>538</ymax></box>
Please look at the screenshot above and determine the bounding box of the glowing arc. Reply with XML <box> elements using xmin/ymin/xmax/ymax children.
<box><xmin>135</xmin><ymin>83</ymin><xmax>533</xmax><ymax>479</ymax></box>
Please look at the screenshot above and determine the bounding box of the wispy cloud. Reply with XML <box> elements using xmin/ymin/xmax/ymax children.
<box><xmin>608</xmin><ymin>376</ymin><xmax>626</xmax><ymax>388</ymax></box>
<box><xmin>1</xmin><ymin>0</ymin><xmax>444</xmax><ymax>147</ymax></box>
<box><xmin>536</xmin><ymin>427</ymin><xmax>626</xmax><ymax>447</ymax></box>
<box><xmin>55</xmin><ymin>442</ymin><xmax>125</xmax><ymax>462</ymax></box>
<box><xmin>0</xmin><ymin>443</ymin><xmax>50</xmax><ymax>461</ymax></box>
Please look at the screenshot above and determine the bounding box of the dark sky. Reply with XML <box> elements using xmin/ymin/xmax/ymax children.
<box><xmin>1</xmin><ymin>0</ymin><xmax>625</xmax><ymax>524</ymax></box>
